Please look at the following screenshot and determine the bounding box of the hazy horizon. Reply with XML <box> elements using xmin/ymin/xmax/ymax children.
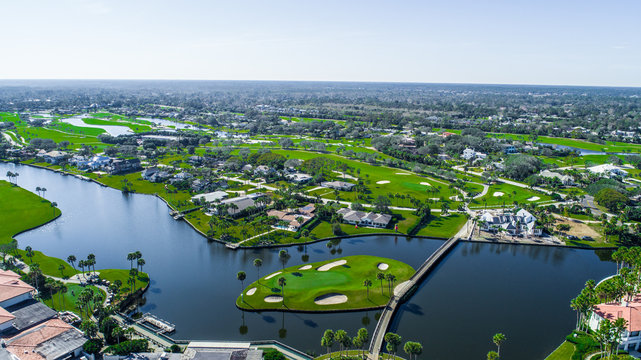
<box><xmin>2</xmin><ymin>0</ymin><xmax>640</xmax><ymax>87</ymax></box>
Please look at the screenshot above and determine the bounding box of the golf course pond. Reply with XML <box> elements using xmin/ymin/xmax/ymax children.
<box><xmin>1</xmin><ymin>162</ymin><xmax>617</xmax><ymax>360</ymax></box>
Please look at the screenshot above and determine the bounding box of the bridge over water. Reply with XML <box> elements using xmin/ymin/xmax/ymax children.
<box><xmin>368</xmin><ymin>236</ymin><xmax>460</xmax><ymax>359</ymax></box>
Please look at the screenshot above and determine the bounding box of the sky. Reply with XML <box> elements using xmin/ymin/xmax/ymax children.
<box><xmin>1</xmin><ymin>0</ymin><xmax>640</xmax><ymax>86</ymax></box>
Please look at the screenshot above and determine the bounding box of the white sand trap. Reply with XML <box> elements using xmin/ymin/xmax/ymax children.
<box><xmin>264</xmin><ymin>295</ymin><xmax>283</xmax><ymax>303</ymax></box>
<box><xmin>264</xmin><ymin>271</ymin><xmax>282</xmax><ymax>280</ymax></box>
<box><xmin>314</xmin><ymin>293</ymin><xmax>348</xmax><ymax>305</ymax></box>
<box><xmin>527</xmin><ymin>196</ymin><xmax>540</xmax><ymax>201</ymax></box>
<box><xmin>420</xmin><ymin>182</ymin><xmax>431</xmax><ymax>186</ymax></box>
<box><xmin>493</xmin><ymin>192</ymin><xmax>505</xmax><ymax>197</ymax></box>
<box><xmin>317</xmin><ymin>260</ymin><xmax>347</xmax><ymax>271</ymax></box>
<box><xmin>376</xmin><ymin>180</ymin><xmax>390</xmax><ymax>184</ymax></box>
<box><xmin>377</xmin><ymin>263</ymin><xmax>389</xmax><ymax>270</ymax></box>
<box><xmin>246</xmin><ymin>287</ymin><xmax>257</xmax><ymax>296</ymax></box>
<box><xmin>395</xmin><ymin>173</ymin><xmax>411</xmax><ymax>175</ymax></box>
<box><xmin>299</xmin><ymin>265</ymin><xmax>312</xmax><ymax>270</ymax></box>
<box><xmin>394</xmin><ymin>281</ymin><xmax>412</xmax><ymax>296</ymax></box>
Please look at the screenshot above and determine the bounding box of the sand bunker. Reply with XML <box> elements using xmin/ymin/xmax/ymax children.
<box><xmin>493</xmin><ymin>192</ymin><xmax>504</xmax><ymax>197</ymax></box>
<box><xmin>264</xmin><ymin>295</ymin><xmax>283</xmax><ymax>303</ymax></box>
<box><xmin>376</xmin><ymin>180</ymin><xmax>390</xmax><ymax>184</ymax></box>
<box><xmin>314</xmin><ymin>293</ymin><xmax>348</xmax><ymax>305</ymax></box>
<box><xmin>246</xmin><ymin>287</ymin><xmax>257</xmax><ymax>296</ymax></box>
<box><xmin>420</xmin><ymin>182</ymin><xmax>431</xmax><ymax>186</ymax></box>
<box><xmin>299</xmin><ymin>265</ymin><xmax>312</xmax><ymax>270</ymax></box>
<box><xmin>395</xmin><ymin>173</ymin><xmax>411</xmax><ymax>175</ymax></box>
<box><xmin>527</xmin><ymin>196</ymin><xmax>540</xmax><ymax>201</ymax></box>
<box><xmin>377</xmin><ymin>263</ymin><xmax>389</xmax><ymax>270</ymax></box>
<box><xmin>264</xmin><ymin>271</ymin><xmax>282</xmax><ymax>280</ymax></box>
<box><xmin>317</xmin><ymin>260</ymin><xmax>347</xmax><ymax>271</ymax></box>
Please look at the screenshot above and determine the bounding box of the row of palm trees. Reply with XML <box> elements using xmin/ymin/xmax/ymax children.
<box><xmin>362</xmin><ymin>273</ymin><xmax>397</xmax><ymax>298</ymax></box>
<box><xmin>66</xmin><ymin>253</ymin><xmax>98</xmax><ymax>277</ymax></box>
<box><xmin>126</xmin><ymin>251</ymin><xmax>145</xmax><ymax>273</ymax></box>
<box><xmin>320</xmin><ymin>328</ymin><xmax>423</xmax><ymax>360</ymax></box>
<box><xmin>5</xmin><ymin>171</ymin><xmax>19</xmax><ymax>185</ymax></box>
<box><xmin>486</xmin><ymin>333</ymin><xmax>506</xmax><ymax>360</ymax></box>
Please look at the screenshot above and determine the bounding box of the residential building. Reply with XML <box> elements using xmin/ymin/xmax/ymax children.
<box><xmin>539</xmin><ymin>170</ymin><xmax>575</xmax><ymax>186</ymax></box>
<box><xmin>267</xmin><ymin>205</ymin><xmax>315</xmax><ymax>231</ymax></box>
<box><xmin>478</xmin><ymin>209</ymin><xmax>542</xmax><ymax>236</ymax></box>
<box><xmin>286</xmin><ymin>173</ymin><xmax>313</xmax><ymax>183</ymax></box>
<box><xmin>191</xmin><ymin>191</ymin><xmax>228</xmax><ymax>204</ymax></box>
<box><xmin>588</xmin><ymin>284</ymin><xmax>641</xmax><ymax>351</ymax></box>
<box><xmin>461</xmin><ymin>148</ymin><xmax>487</xmax><ymax>161</ymax></box>
<box><xmin>41</xmin><ymin>151</ymin><xmax>67</xmax><ymax>165</ymax></box>
<box><xmin>502</xmin><ymin>144</ymin><xmax>518</xmax><ymax>154</ymax></box>
<box><xmin>588</xmin><ymin>164</ymin><xmax>628</xmax><ymax>178</ymax></box>
<box><xmin>336</xmin><ymin>208</ymin><xmax>392</xmax><ymax>228</ymax></box>
<box><xmin>0</xmin><ymin>271</ymin><xmax>34</xmax><ymax>309</ymax></box>
<box><xmin>321</xmin><ymin>181</ymin><xmax>356</xmax><ymax>191</ymax></box>
<box><xmin>213</xmin><ymin>193</ymin><xmax>266</xmax><ymax>217</ymax></box>
<box><xmin>3</xmin><ymin>318</ymin><xmax>87</xmax><ymax>360</ymax></box>
<box><xmin>141</xmin><ymin>167</ymin><xmax>172</xmax><ymax>183</ymax></box>
<box><xmin>108</xmin><ymin>158</ymin><xmax>142</xmax><ymax>175</ymax></box>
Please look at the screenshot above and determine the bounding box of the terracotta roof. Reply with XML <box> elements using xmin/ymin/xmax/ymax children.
<box><xmin>0</xmin><ymin>273</ymin><xmax>34</xmax><ymax>303</ymax></box>
<box><xmin>0</xmin><ymin>306</ymin><xmax>16</xmax><ymax>325</ymax></box>
<box><xmin>594</xmin><ymin>297</ymin><xmax>641</xmax><ymax>332</ymax></box>
<box><xmin>0</xmin><ymin>270</ymin><xmax>21</xmax><ymax>279</ymax></box>
<box><xmin>5</xmin><ymin>319</ymin><xmax>75</xmax><ymax>360</ymax></box>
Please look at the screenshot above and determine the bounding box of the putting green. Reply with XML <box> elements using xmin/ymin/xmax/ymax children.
<box><xmin>236</xmin><ymin>255</ymin><xmax>414</xmax><ymax>312</ymax></box>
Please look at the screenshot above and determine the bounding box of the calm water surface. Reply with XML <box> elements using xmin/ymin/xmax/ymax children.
<box><xmin>1</xmin><ymin>162</ymin><xmax>614</xmax><ymax>358</ymax></box>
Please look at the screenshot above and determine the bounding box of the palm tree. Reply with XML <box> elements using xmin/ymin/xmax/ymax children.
<box><xmin>493</xmin><ymin>333</ymin><xmax>506</xmax><ymax>358</ymax></box>
<box><xmin>385</xmin><ymin>274</ymin><xmax>396</xmax><ymax>297</ymax></box>
<box><xmin>487</xmin><ymin>351</ymin><xmax>499</xmax><ymax>360</ymax></box>
<box><xmin>363</xmin><ymin>279</ymin><xmax>372</xmax><ymax>298</ymax></box>
<box><xmin>50</xmin><ymin>201</ymin><xmax>58</xmax><ymax>216</ymax></box>
<box><xmin>321</xmin><ymin>329</ymin><xmax>335</xmax><ymax>356</ymax></box>
<box><xmin>60</xmin><ymin>284</ymin><xmax>67</xmax><ymax>309</ymax></box>
<box><xmin>87</xmin><ymin>254</ymin><xmax>96</xmax><ymax>274</ymax></box>
<box><xmin>58</xmin><ymin>264</ymin><xmax>65</xmax><ymax>277</ymax></box>
<box><xmin>377</xmin><ymin>272</ymin><xmax>385</xmax><ymax>295</ymax></box>
<box><xmin>334</xmin><ymin>330</ymin><xmax>348</xmax><ymax>357</ymax></box>
<box><xmin>112</xmin><ymin>326</ymin><xmax>125</xmax><ymax>345</ymax></box>
<box><xmin>36</xmin><ymin>186</ymin><xmax>42</xmax><ymax>197</ymax></box>
<box><xmin>25</xmin><ymin>246</ymin><xmax>34</xmax><ymax>263</ymax></box>
<box><xmin>126</xmin><ymin>253</ymin><xmax>136</xmax><ymax>269</ymax></box>
<box><xmin>6</xmin><ymin>171</ymin><xmax>14</xmax><ymax>184</ymax></box>
<box><xmin>278</xmin><ymin>276</ymin><xmax>287</xmax><ymax>304</ymax></box>
<box><xmin>66</xmin><ymin>255</ymin><xmax>76</xmax><ymax>272</ymax></box>
<box><xmin>237</xmin><ymin>271</ymin><xmax>247</xmax><ymax>300</ymax></box>
<box><xmin>384</xmin><ymin>332</ymin><xmax>402</xmax><ymax>360</ymax></box>
<box><xmin>78</xmin><ymin>260</ymin><xmax>86</xmax><ymax>278</ymax></box>
<box><xmin>41</xmin><ymin>187</ymin><xmax>47</xmax><ymax>199</ymax></box>
<box><xmin>253</xmin><ymin>259</ymin><xmax>263</xmax><ymax>282</ymax></box>
<box><xmin>137</xmin><ymin>258</ymin><xmax>145</xmax><ymax>273</ymax></box>
<box><xmin>357</xmin><ymin>328</ymin><xmax>369</xmax><ymax>358</ymax></box>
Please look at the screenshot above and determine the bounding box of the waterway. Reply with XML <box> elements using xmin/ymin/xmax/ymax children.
<box><xmin>1</xmin><ymin>162</ymin><xmax>615</xmax><ymax>359</ymax></box>
<box><xmin>60</xmin><ymin>115</ymin><xmax>132</xmax><ymax>137</ymax></box>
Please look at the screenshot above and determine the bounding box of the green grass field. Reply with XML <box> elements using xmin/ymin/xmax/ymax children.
<box><xmin>470</xmin><ymin>183</ymin><xmax>552</xmax><ymax>207</ymax></box>
<box><xmin>237</xmin><ymin>255</ymin><xmax>414</xmax><ymax>312</ymax></box>
<box><xmin>41</xmin><ymin>283</ymin><xmax>105</xmax><ymax>315</ymax></box>
<box><xmin>544</xmin><ymin>341</ymin><xmax>575</xmax><ymax>360</ymax></box>
<box><xmin>99</xmin><ymin>269</ymin><xmax>150</xmax><ymax>293</ymax></box>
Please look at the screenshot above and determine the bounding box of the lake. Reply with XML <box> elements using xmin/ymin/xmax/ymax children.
<box><xmin>1</xmin><ymin>162</ymin><xmax>614</xmax><ymax>359</ymax></box>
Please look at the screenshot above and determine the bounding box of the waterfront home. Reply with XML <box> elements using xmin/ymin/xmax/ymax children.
<box><xmin>254</xmin><ymin>165</ymin><xmax>274</xmax><ymax>176</ymax></box>
<box><xmin>41</xmin><ymin>151</ymin><xmax>67</xmax><ymax>164</ymax></box>
<box><xmin>539</xmin><ymin>169</ymin><xmax>575</xmax><ymax>186</ymax></box>
<box><xmin>321</xmin><ymin>181</ymin><xmax>356</xmax><ymax>191</ymax></box>
<box><xmin>588</xmin><ymin>163</ymin><xmax>628</xmax><ymax>178</ymax></box>
<box><xmin>0</xmin><ymin>270</ymin><xmax>34</xmax><ymax>309</ymax></box>
<box><xmin>478</xmin><ymin>209</ymin><xmax>543</xmax><ymax>236</ymax></box>
<box><xmin>141</xmin><ymin>167</ymin><xmax>172</xmax><ymax>183</ymax></box>
<box><xmin>461</xmin><ymin>148</ymin><xmax>487</xmax><ymax>161</ymax></box>
<box><xmin>191</xmin><ymin>190</ymin><xmax>228</xmax><ymax>204</ymax></box>
<box><xmin>190</xmin><ymin>179</ymin><xmax>210</xmax><ymax>192</ymax></box>
<box><xmin>3</xmin><ymin>318</ymin><xmax>87</xmax><ymax>360</ymax></box>
<box><xmin>336</xmin><ymin>208</ymin><xmax>392</xmax><ymax>228</ymax></box>
<box><xmin>108</xmin><ymin>158</ymin><xmax>142</xmax><ymax>175</ymax></box>
<box><xmin>588</xmin><ymin>291</ymin><xmax>641</xmax><ymax>351</ymax></box>
<box><xmin>267</xmin><ymin>205</ymin><xmax>315</xmax><ymax>231</ymax></box>
<box><xmin>213</xmin><ymin>193</ymin><xmax>266</xmax><ymax>217</ymax></box>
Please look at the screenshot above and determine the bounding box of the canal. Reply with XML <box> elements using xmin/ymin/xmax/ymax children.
<box><xmin>1</xmin><ymin>162</ymin><xmax>614</xmax><ymax>359</ymax></box>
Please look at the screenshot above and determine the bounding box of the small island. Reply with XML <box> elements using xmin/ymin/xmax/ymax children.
<box><xmin>236</xmin><ymin>255</ymin><xmax>414</xmax><ymax>312</ymax></box>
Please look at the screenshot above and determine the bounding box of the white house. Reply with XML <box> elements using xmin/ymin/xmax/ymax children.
<box><xmin>478</xmin><ymin>209</ymin><xmax>542</xmax><ymax>236</ymax></box>
<box><xmin>337</xmin><ymin>208</ymin><xmax>392</xmax><ymax>228</ymax></box>
<box><xmin>191</xmin><ymin>190</ymin><xmax>228</xmax><ymax>204</ymax></box>
<box><xmin>539</xmin><ymin>170</ymin><xmax>575</xmax><ymax>186</ymax></box>
<box><xmin>588</xmin><ymin>164</ymin><xmax>628</xmax><ymax>178</ymax></box>
<box><xmin>286</xmin><ymin>173</ymin><xmax>313</xmax><ymax>183</ymax></box>
<box><xmin>462</xmin><ymin>148</ymin><xmax>487</xmax><ymax>161</ymax></box>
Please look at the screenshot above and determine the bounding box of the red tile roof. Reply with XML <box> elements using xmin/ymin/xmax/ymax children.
<box><xmin>5</xmin><ymin>319</ymin><xmax>74</xmax><ymax>360</ymax></box>
<box><xmin>0</xmin><ymin>306</ymin><xmax>16</xmax><ymax>325</ymax></box>
<box><xmin>594</xmin><ymin>296</ymin><xmax>641</xmax><ymax>332</ymax></box>
<box><xmin>0</xmin><ymin>271</ymin><xmax>34</xmax><ymax>303</ymax></box>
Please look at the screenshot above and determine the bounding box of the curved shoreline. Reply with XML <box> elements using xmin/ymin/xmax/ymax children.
<box><xmin>2</xmin><ymin>160</ymin><xmax>616</xmax><ymax>251</ymax></box>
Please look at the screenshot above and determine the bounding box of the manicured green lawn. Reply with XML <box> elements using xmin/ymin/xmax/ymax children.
<box><xmin>237</xmin><ymin>255</ymin><xmax>414</xmax><ymax>312</ymax></box>
<box><xmin>99</xmin><ymin>269</ymin><xmax>150</xmax><ymax>293</ymax></box>
<box><xmin>41</xmin><ymin>283</ymin><xmax>105</xmax><ymax>315</ymax></box>
<box><xmin>415</xmin><ymin>213</ymin><xmax>467</xmax><ymax>238</ymax></box>
<box><xmin>544</xmin><ymin>341</ymin><xmax>575</xmax><ymax>360</ymax></box>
